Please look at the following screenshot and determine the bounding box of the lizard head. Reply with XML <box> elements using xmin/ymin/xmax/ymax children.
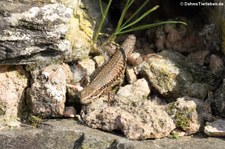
<box><xmin>78</xmin><ymin>87</ymin><xmax>100</xmax><ymax>105</ymax></box>
<box><xmin>122</xmin><ymin>34</ymin><xmax>136</xmax><ymax>56</ymax></box>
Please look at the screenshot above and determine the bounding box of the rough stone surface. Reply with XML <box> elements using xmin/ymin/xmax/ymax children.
<box><xmin>69</xmin><ymin>62</ymin><xmax>87</xmax><ymax>83</ymax></box>
<box><xmin>82</xmin><ymin>101</ymin><xmax>176</xmax><ymax>140</ymax></box>
<box><xmin>115</xmin><ymin>78</ymin><xmax>150</xmax><ymax>105</ymax></box>
<box><xmin>213</xmin><ymin>79</ymin><xmax>225</xmax><ymax>117</ymax></box>
<box><xmin>186</xmin><ymin>50</ymin><xmax>209</xmax><ymax>66</ymax></box>
<box><xmin>65</xmin><ymin>0</ymin><xmax>95</xmax><ymax>60</ymax></box>
<box><xmin>27</xmin><ymin>63</ymin><xmax>73</xmax><ymax>118</ymax></box>
<box><xmin>77</xmin><ymin>58</ymin><xmax>96</xmax><ymax>76</ymax></box>
<box><xmin>0</xmin><ymin>0</ymin><xmax>96</xmax><ymax>65</ymax></box>
<box><xmin>63</xmin><ymin>106</ymin><xmax>76</xmax><ymax>118</ymax></box>
<box><xmin>125</xmin><ymin>67</ymin><xmax>137</xmax><ymax>84</ymax></box>
<box><xmin>136</xmin><ymin>50</ymin><xmax>213</xmax><ymax>100</ymax></box>
<box><xmin>222</xmin><ymin>19</ymin><xmax>225</xmax><ymax>55</ymax></box>
<box><xmin>81</xmin><ymin>79</ymin><xmax>175</xmax><ymax>140</ymax></box>
<box><xmin>0</xmin><ymin>2</ymin><xmax>72</xmax><ymax>65</ymax></box>
<box><xmin>1</xmin><ymin>119</ymin><xmax>225</xmax><ymax>149</ymax></box>
<box><xmin>154</xmin><ymin>24</ymin><xmax>204</xmax><ymax>53</ymax></box>
<box><xmin>0</xmin><ymin>65</ymin><xmax>28</xmax><ymax>119</ymax></box>
<box><xmin>128</xmin><ymin>52</ymin><xmax>143</xmax><ymax>66</ymax></box>
<box><xmin>167</xmin><ymin>96</ymin><xmax>212</xmax><ymax>134</ymax></box>
<box><xmin>209</xmin><ymin>54</ymin><xmax>224</xmax><ymax>77</ymax></box>
<box><xmin>204</xmin><ymin>119</ymin><xmax>225</xmax><ymax>137</ymax></box>
<box><xmin>93</xmin><ymin>55</ymin><xmax>105</xmax><ymax>67</ymax></box>
<box><xmin>155</xmin><ymin>27</ymin><xmax>166</xmax><ymax>51</ymax></box>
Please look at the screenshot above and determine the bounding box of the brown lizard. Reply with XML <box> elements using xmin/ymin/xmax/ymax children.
<box><xmin>78</xmin><ymin>35</ymin><xmax>136</xmax><ymax>104</ymax></box>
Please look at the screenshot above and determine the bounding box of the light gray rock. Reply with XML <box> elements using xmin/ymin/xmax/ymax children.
<box><xmin>93</xmin><ymin>55</ymin><xmax>105</xmax><ymax>67</ymax></box>
<box><xmin>125</xmin><ymin>67</ymin><xmax>137</xmax><ymax>84</ymax></box>
<box><xmin>0</xmin><ymin>1</ymin><xmax>96</xmax><ymax>65</ymax></box>
<box><xmin>0</xmin><ymin>2</ymin><xmax>73</xmax><ymax>65</ymax></box>
<box><xmin>27</xmin><ymin>63</ymin><xmax>73</xmax><ymax>118</ymax></box>
<box><xmin>119</xmin><ymin>101</ymin><xmax>176</xmax><ymax>140</ymax></box>
<box><xmin>137</xmin><ymin>50</ymin><xmax>213</xmax><ymax>100</ymax></box>
<box><xmin>82</xmin><ymin>100</ymin><xmax>175</xmax><ymax>140</ymax></box>
<box><xmin>77</xmin><ymin>58</ymin><xmax>96</xmax><ymax>76</ymax></box>
<box><xmin>115</xmin><ymin>78</ymin><xmax>150</xmax><ymax>105</ymax></box>
<box><xmin>167</xmin><ymin>96</ymin><xmax>212</xmax><ymax>134</ymax></box>
<box><xmin>204</xmin><ymin>119</ymin><xmax>225</xmax><ymax>137</ymax></box>
<box><xmin>81</xmin><ymin>79</ymin><xmax>175</xmax><ymax>140</ymax></box>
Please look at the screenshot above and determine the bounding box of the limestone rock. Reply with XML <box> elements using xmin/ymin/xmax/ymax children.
<box><xmin>27</xmin><ymin>63</ymin><xmax>72</xmax><ymax>118</ymax></box>
<box><xmin>81</xmin><ymin>79</ymin><xmax>175</xmax><ymax>140</ymax></box>
<box><xmin>120</xmin><ymin>101</ymin><xmax>175</xmax><ymax>140</ymax></box>
<box><xmin>82</xmin><ymin>100</ymin><xmax>175</xmax><ymax>140</ymax></box>
<box><xmin>115</xmin><ymin>78</ymin><xmax>150</xmax><ymax>105</ymax></box>
<box><xmin>0</xmin><ymin>2</ymin><xmax>72</xmax><ymax>65</ymax></box>
<box><xmin>0</xmin><ymin>65</ymin><xmax>28</xmax><ymax>119</ymax></box>
<box><xmin>77</xmin><ymin>58</ymin><xmax>96</xmax><ymax>76</ymax></box>
<box><xmin>69</xmin><ymin>62</ymin><xmax>87</xmax><ymax>83</ymax></box>
<box><xmin>65</xmin><ymin>0</ymin><xmax>96</xmax><ymax>60</ymax></box>
<box><xmin>125</xmin><ymin>67</ymin><xmax>137</xmax><ymax>84</ymax></box>
<box><xmin>0</xmin><ymin>1</ymin><xmax>95</xmax><ymax>65</ymax></box>
<box><xmin>167</xmin><ymin>96</ymin><xmax>212</xmax><ymax>134</ymax></box>
<box><xmin>204</xmin><ymin>119</ymin><xmax>225</xmax><ymax>137</ymax></box>
<box><xmin>93</xmin><ymin>55</ymin><xmax>105</xmax><ymax>67</ymax></box>
<box><xmin>137</xmin><ymin>50</ymin><xmax>213</xmax><ymax>100</ymax></box>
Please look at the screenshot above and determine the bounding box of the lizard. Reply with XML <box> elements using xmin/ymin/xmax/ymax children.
<box><xmin>78</xmin><ymin>34</ymin><xmax>136</xmax><ymax>104</ymax></box>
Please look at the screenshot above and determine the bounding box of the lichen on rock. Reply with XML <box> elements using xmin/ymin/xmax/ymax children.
<box><xmin>167</xmin><ymin>96</ymin><xmax>212</xmax><ymax>134</ymax></box>
<box><xmin>136</xmin><ymin>50</ymin><xmax>214</xmax><ymax>100</ymax></box>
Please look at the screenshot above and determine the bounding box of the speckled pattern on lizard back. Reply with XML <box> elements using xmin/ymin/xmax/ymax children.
<box><xmin>78</xmin><ymin>35</ymin><xmax>136</xmax><ymax>104</ymax></box>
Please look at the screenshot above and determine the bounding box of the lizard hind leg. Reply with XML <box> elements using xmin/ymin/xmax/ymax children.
<box><xmin>102</xmin><ymin>88</ymin><xmax>116</xmax><ymax>106</ymax></box>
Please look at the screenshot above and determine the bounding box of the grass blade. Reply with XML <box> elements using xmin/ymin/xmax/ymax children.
<box><xmin>115</xmin><ymin>0</ymin><xmax>134</xmax><ymax>33</ymax></box>
<box><xmin>99</xmin><ymin>0</ymin><xmax>104</xmax><ymax>16</ymax></box>
<box><xmin>119</xmin><ymin>5</ymin><xmax>159</xmax><ymax>33</ymax></box>
<box><xmin>94</xmin><ymin>0</ymin><xmax>113</xmax><ymax>43</ymax></box>
<box><xmin>118</xmin><ymin>21</ymin><xmax>187</xmax><ymax>34</ymax></box>
<box><xmin>121</xmin><ymin>0</ymin><xmax>150</xmax><ymax>28</ymax></box>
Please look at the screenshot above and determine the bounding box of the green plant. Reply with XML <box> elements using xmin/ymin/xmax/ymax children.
<box><xmin>28</xmin><ymin>115</ymin><xmax>43</xmax><ymax>127</ymax></box>
<box><xmin>94</xmin><ymin>0</ymin><xmax>186</xmax><ymax>47</ymax></box>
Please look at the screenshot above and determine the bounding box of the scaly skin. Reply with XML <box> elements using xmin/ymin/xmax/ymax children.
<box><xmin>79</xmin><ymin>35</ymin><xmax>136</xmax><ymax>104</ymax></box>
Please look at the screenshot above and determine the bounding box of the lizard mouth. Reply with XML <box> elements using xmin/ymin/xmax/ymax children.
<box><xmin>79</xmin><ymin>92</ymin><xmax>99</xmax><ymax>105</ymax></box>
<box><xmin>80</xmin><ymin>98</ymin><xmax>92</xmax><ymax>105</ymax></box>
